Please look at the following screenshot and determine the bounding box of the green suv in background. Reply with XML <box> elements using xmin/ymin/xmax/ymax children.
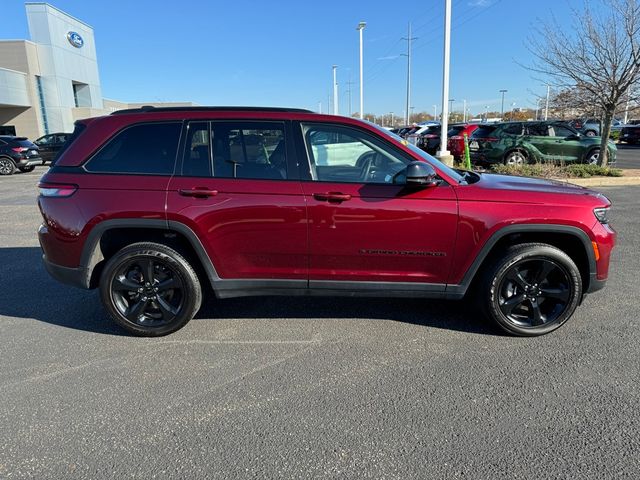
<box><xmin>469</xmin><ymin>121</ymin><xmax>617</xmax><ymax>166</ymax></box>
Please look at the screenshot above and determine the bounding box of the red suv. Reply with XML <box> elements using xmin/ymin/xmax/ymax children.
<box><xmin>38</xmin><ymin>107</ymin><xmax>616</xmax><ymax>337</ymax></box>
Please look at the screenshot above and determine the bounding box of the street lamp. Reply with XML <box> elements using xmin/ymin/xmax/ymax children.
<box><xmin>436</xmin><ymin>0</ymin><xmax>454</xmax><ymax>166</ymax></box>
<box><xmin>500</xmin><ymin>89</ymin><xmax>507</xmax><ymax>118</ymax></box>
<box><xmin>357</xmin><ymin>21</ymin><xmax>366</xmax><ymax>119</ymax></box>
<box><xmin>332</xmin><ymin>65</ymin><xmax>338</xmax><ymax>115</ymax></box>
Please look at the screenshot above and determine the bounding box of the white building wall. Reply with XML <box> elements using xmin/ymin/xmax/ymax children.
<box><xmin>25</xmin><ymin>2</ymin><xmax>103</xmax><ymax>134</ymax></box>
<box><xmin>0</xmin><ymin>67</ymin><xmax>30</xmax><ymax>107</ymax></box>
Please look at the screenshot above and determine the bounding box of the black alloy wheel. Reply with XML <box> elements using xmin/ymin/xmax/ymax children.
<box><xmin>480</xmin><ymin>243</ymin><xmax>582</xmax><ymax>336</ymax></box>
<box><xmin>111</xmin><ymin>257</ymin><xmax>185</xmax><ymax>327</ymax></box>
<box><xmin>498</xmin><ymin>258</ymin><xmax>573</xmax><ymax>328</ymax></box>
<box><xmin>100</xmin><ymin>242</ymin><xmax>202</xmax><ymax>336</ymax></box>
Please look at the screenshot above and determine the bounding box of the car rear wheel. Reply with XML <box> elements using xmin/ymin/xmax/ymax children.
<box><xmin>0</xmin><ymin>157</ymin><xmax>15</xmax><ymax>175</ymax></box>
<box><xmin>479</xmin><ymin>243</ymin><xmax>582</xmax><ymax>336</ymax></box>
<box><xmin>504</xmin><ymin>150</ymin><xmax>528</xmax><ymax>166</ymax></box>
<box><xmin>585</xmin><ymin>130</ymin><xmax>597</xmax><ymax>137</ymax></box>
<box><xmin>99</xmin><ymin>242</ymin><xmax>202</xmax><ymax>336</ymax></box>
<box><xmin>19</xmin><ymin>165</ymin><xmax>35</xmax><ymax>173</ymax></box>
<box><xmin>585</xmin><ymin>148</ymin><xmax>600</xmax><ymax>165</ymax></box>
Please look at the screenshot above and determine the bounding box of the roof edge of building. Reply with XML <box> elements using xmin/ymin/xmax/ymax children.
<box><xmin>25</xmin><ymin>2</ymin><xmax>94</xmax><ymax>30</ymax></box>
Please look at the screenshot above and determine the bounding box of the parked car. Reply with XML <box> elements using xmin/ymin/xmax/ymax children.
<box><xmin>413</xmin><ymin>124</ymin><xmax>442</xmax><ymax>153</ymax></box>
<box><xmin>447</xmin><ymin>123</ymin><xmax>479</xmax><ymax>159</ymax></box>
<box><xmin>34</xmin><ymin>132</ymin><xmax>71</xmax><ymax>164</ymax></box>
<box><xmin>469</xmin><ymin>121</ymin><xmax>617</xmax><ymax>166</ymax></box>
<box><xmin>568</xmin><ymin>118</ymin><xmax>624</xmax><ymax>137</ymax></box>
<box><xmin>39</xmin><ymin>106</ymin><xmax>615</xmax><ymax>337</ymax></box>
<box><xmin>0</xmin><ymin>136</ymin><xmax>42</xmax><ymax>175</ymax></box>
<box><xmin>620</xmin><ymin>125</ymin><xmax>640</xmax><ymax>144</ymax></box>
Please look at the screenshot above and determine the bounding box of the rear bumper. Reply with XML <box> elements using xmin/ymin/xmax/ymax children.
<box><xmin>42</xmin><ymin>255</ymin><xmax>92</xmax><ymax>289</ymax></box>
<box><xmin>16</xmin><ymin>156</ymin><xmax>42</xmax><ymax>168</ymax></box>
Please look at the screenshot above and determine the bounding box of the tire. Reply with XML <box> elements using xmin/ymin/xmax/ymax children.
<box><xmin>504</xmin><ymin>150</ymin><xmax>528</xmax><ymax>166</ymax></box>
<box><xmin>585</xmin><ymin>130</ymin><xmax>597</xmax><ymax>137</ymax></box>
<box><xmin>19</xmin><ymin>165</ymin><xmax>35</xmax><ymax>173</ymax></box>
<box><xmin>99</xmin><ymin>242</ymin><xmax>202</xmax><ymax>336</ymax></box>
<box><xmin>0</xmin><ymin>157</ymin><xmax>15</xmax><ymax>176</ymax></box>
<box><xmin>477</xmin><ymin>243</ymin><xmax>582</xmax><ymax>336</ymax></box>
<box><xmin>584</xmin><ymin>148</ymin><xmax>600</xmax><ymax>165</ymax></box>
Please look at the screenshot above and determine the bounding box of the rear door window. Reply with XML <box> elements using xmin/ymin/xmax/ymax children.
<box><xmin>180</xmin><ymin>122</ymin><xmax>288</xmax><ymax>180</ymax></box>
<box><xmin>472</xmin><ymin>126</ymin><xmax>497</xmax><ymax>138</ymax></box>
<box><xmin>86</xmin><ymin>122</ymin><xmax>182</xmax><ymax>175</ymax></box>
<box><xmin>502</xmin><ymin>123</ymin><xmax>523</xmax><ymax>135</ymax></box>
<box><xmin>526</xmin><ymin>124</ymin><xmax>550</xmax><ymax>136</ymax></box>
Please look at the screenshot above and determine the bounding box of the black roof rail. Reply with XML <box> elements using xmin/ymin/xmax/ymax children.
<box><xmin>110</xmin><ymin>106</ymin><xmax>315</xmax><ymax>115</ymax></box>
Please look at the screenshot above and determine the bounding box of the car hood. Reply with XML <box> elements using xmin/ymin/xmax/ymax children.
<box><xmin>477</xmin><ymin>172</ymin><xmax>600</xmax><ymax>196</ymax></box>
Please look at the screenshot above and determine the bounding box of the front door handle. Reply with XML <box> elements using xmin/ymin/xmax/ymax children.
<box><xmin>178</xmin><ymin>188</ymin><xmax>218</xmax><ymax>198</ymax></box>
<box><xmin>313</xmin><ymin>192</ymin><xmax>352</xmax><ymax>203</ymax></box>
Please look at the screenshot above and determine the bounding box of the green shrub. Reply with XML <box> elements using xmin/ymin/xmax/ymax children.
<box><xmin>490</xmin><ymin>163</ymin><xmax>623</xmax><ymax>178</ymax></box>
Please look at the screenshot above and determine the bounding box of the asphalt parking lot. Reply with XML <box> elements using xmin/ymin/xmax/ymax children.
<box><xmin>1</xmin><ymin>169</ymin><xmax>638</xmax><ymax>479</ymax></box>
<box><xmin>614</xmin><ymin>143</ymin><xmax>640</xmax><ymax>169</ymax></box>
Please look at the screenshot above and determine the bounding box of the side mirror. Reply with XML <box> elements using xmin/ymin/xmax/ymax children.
<box><xmin>404</xmin><ymin>161</ymin><xmax>439</xmax><ymax>187</ymax></box>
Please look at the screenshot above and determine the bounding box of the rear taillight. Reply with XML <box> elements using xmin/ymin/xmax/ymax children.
<box><xmin>11</xmin><ymin>147</ymin><xmax>28</xmax><ymax>153</ymax></box>
<box><xmin>38</xmin><ymin>182</ymin><xmax>77</xmax><ymax>198</ymax></box>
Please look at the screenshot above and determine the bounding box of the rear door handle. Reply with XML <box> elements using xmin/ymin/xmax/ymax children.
<box><xmin>313</xmin><ymin>192</ymin><xmax>352</xmax><ymax>202</ymax></box>
<box><xmin>178</xmin><ymin>188</ymin><xmax>218</xmax><ymax>198</ymax></box>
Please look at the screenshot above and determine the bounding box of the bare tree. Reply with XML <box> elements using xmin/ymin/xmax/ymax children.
<box><xmin>528</xmin><ymin>0</ymin><xmax>640</xmax><ymax>166</ymax></box>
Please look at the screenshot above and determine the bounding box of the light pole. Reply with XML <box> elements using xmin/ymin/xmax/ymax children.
<box><xmin>332</xmin><ymin>65</ymin><xmax>338</xmax><ymax>115</ymax></box>
<box><xmin>544</xmin><ymin>85</ymin><xmax>550</xmax><ymax>120</ymax></box>
<box><xmin>390</xmin><ymin>111</ymin><xmax>394</xmax><ymax>127</ymax></box>
<box><xmin>402</xmin><ymin>22</ymin><xmax>418</xmax><ymax>126</ymax></box>
<box><xmin>484</xmin><ymin>105</ymin><xmax>489</xmax><ymax>121</ymax></box>
<box><xmin>463</xmin><ymin>99</ymin><xmax>467</xmax><ymax>122</ymax></box>
<box><xmin>410</xmin><ymin>106</ymin><xmax>415</xmax><ymax>124</ymax></box>
<box><xmin>500</xmin><ymin>89</ymin><xmax>507</xmax><ymax>119</ymax></box>
<box><xmin>433</xmin><ymin>104</ymin><xmax>437</xmax><ymax>121</ymax></box>
<box><xmin>357</xmin><ymin>21</ymin><xmax>366</xmax><ymax>119</ymax></box>
<box><xmin>436</xmin><ymin>0</ymin><xmax>454</xmax><ymax>166</ymax></box>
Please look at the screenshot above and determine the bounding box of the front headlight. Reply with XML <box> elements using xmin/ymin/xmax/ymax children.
<box><xmin>594</xmin><ymin>207</ymin><xmax>610</xmax><ymax>224</ymax></box>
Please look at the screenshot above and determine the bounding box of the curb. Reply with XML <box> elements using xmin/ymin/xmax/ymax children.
<box><xmin>552</xmin><ymin>176</ymin><xmax>640</xmax><ymax>187</ymax></box>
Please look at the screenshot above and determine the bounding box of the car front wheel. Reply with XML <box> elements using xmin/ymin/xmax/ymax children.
<box><xmin>99</xmin><ymin>242</ymin><xmax>202</xmax><ymax>336</ymax></box>
<box><xmin>0</xmin><ymin>157</ymin><xmax>15</xmax><ymax>175</ymax></box>
<box><xmin>479</xmin><ymin>243</ymin><xmax>582</xmax><ymax>336</ymax></box>
<box><xmin>19</xmin><ymin>165</ymin><xmax>35</xmax><ymax>173</ymax></box>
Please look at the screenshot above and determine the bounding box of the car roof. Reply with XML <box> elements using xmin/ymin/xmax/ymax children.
<box><xmin>110</xmin><ymin>105</ymin><xmax>314</xmax><ymax>116</ymax></box>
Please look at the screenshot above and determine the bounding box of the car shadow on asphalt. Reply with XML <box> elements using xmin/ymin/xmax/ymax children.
<box><xmin>0</xmin><ymin>247</ymin><xmax>502</xmax><ymax>337</ymax></box>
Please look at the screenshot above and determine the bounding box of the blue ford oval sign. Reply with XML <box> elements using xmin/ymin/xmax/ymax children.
<box><xmin>66</xmin><ymin>31</ymin><xmax>84</xmax><ymax>48</ymax></box>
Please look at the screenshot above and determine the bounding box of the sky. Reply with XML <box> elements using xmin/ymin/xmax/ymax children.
<box><xmin>2</xmin><ymin>0</ymin><xmax>585</xmax><ymax>117</ymax></box>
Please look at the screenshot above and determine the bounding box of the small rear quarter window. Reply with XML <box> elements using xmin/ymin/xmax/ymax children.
<box><xmin>85</xmin><ymin>122</ymin><xmax>182</xmax><ymax>175</ymax></box>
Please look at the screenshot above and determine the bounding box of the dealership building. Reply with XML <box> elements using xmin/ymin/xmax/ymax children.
<box><xmin>0</xmin><ymin>3</ymin><xmax>193</xmax><ymax>140</ymax></box>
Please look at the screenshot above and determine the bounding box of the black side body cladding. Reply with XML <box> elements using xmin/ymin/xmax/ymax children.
<box><xmin>45</xmin><ymin>220</ymin><xmax>603</xmax><ymax>298</ymax></box>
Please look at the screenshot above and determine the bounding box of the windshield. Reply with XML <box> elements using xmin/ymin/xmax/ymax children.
<box><xmin>366</xmin><ymin>121</ymin><xmax>465</xmax><ymax>183</ymax></box>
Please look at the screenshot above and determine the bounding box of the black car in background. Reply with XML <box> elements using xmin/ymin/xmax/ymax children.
<box><xmin>415</xmin><ymin>124</ymin><xmax>441</xmax><ymax>154</ymax></box>
<box><xmin>34</xmin><ymin>132</ymin><xmax>71</xmax><ymax>164</ymax></box>
<box><xmin>0</xmin><ymin>136</ymin><xmax>42</xmax><ymax>175</ymax></box>
<box><xmin>620</xmin><ymin>125</ymin><xmax>640</xmax><ymax>144</ymax></box>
